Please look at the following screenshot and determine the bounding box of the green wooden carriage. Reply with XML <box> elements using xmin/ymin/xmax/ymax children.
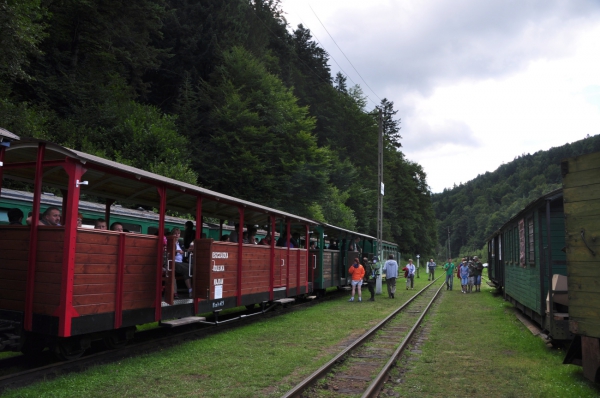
<box><xmin>561</xmin><ymin>151</ymin><xmax>600</xmax><ymax>382</ymax></box>
<box><xmin>486</xmin><ymin>189</ymin><xmax>570</xmax><ymax>340</ymax></box>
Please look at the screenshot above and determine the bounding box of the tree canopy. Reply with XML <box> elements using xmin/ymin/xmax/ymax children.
<box><xmin>0</xmin><ymin>0</ymin><xmax>438</xmax><ymax>256</ymax></box>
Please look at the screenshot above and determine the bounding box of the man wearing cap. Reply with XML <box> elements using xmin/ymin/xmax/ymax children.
<box><xmin>472</xmin><ymin>256</ymin><xmax>484</xmax><ymax>292</ymax></box>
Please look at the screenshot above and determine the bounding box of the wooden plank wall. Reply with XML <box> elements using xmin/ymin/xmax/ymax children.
<box><xmin>34</xmin><ymin>228</ymin><xmax>65</xmax><ymax>315</ymax></box>
<box><xmin>241</xmin><ymin>245</ymin><xmax>270</xmax><ymax>295</ymax></box>
<box><xmin>195</xmin><ymin>241</ymin><xmax>239</xmax><ymax>300</ymax></box>
<box><xmin>0</xmin><ymin>227</ymin><xmax>30</xmax><ymax>311</ymax></box>
<box><xmin>274</xmin><ymin>248</ymin><xmax>286</xmax><ymax>287</ymax></box>
<box><xmin>73</xmin><ymin>231</ymin><xmax>118</xmax><ymax>315</ymax></box>
<box><xmin>563</xmin><ymin>152</ymin><xmax>600</xmax><ymax>338</ymax></box>
<box><xmin>504</xmin><ymin>213</ymin><xmax>542</xmax><ymax>315</ymax></box>
<box><xmin>73</xmin><ymin>230</ymin><xmax>158</xmax><ymax>316</ymax></box>
<box><xmin>122</xmin><ymin>234</ymin><xmax>157</xmax><ymax>311</ymax></box>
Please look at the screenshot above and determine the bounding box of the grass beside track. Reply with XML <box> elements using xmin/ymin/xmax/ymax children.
<box><xmin>389</xmin><ymin>283</ymin><xmax>600</xmax><ymax>398</ymax></box>
<box><xmin>4</xmin><ymin>272</ymin><xmax>600</xmax><ymax>397</ymax></box>
<box><xmin>2</xmin><ymin>276</ymin><xmax>432</xmax><ymax>397</ymax></box>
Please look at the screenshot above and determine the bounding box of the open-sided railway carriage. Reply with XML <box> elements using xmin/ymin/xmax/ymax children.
<box><xmin>0</xmin><ymin>140</ymin><xmax>324</xmax><ymax>359</ymax></box>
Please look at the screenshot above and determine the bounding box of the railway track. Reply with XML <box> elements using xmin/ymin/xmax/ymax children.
<box><xmin>0</xmin><ymin>291</ymin><xmax>345</xmax><ymax>394</ymax></box>
<box><xmin>282</xmin><ymin>278</ymin><xmax>444</xmax><ymax>398</ymax></box>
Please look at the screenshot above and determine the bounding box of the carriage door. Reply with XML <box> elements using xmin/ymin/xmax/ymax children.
<box><xmin>163</xmin><ymin>236</ymin><xmax>177</xmax><ymax>305</ymax></box>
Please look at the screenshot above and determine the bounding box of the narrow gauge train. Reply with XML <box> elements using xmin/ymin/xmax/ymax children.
<box><xmin>0</xmin><ymin>139</ymin><xmax>397</xmax><ymax>360</ymax></box>
<box><xmin>486</xmin><ymin>150</ymin><xmax>600</xmax><ymax>382</ymax></box>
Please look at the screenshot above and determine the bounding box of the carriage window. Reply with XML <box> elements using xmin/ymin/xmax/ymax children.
<box><xmin>513</xmin><ymin>227</ymin><xmax>519</xmax><ymax>265</ymax></box>
<box><xmin>498</xmin><ymin>234</ymin><xmax>502</xmax><ymax>261</ymax></box>
<box><xmin>122</xmin><ymin>223</ymin><xmax>142</xmax><ymax>233</ymax></box>
<box><xmin>528</xmin><ymin>217</ymin><xmax>535</xmax><ymax>265</ymax></box>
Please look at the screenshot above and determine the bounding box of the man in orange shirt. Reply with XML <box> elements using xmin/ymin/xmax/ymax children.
<box><xmin>348</xmin><ymin>257</ymin><xmax>365</xmax><ymax>302</ymax></box>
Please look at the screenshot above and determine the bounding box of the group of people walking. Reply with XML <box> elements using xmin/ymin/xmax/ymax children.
<box><xmin>347</xmin><ymin>254</ymin><xmax>484</xmax><ymax>302</ymax></box>
<box><xmin>347</xmin><ymin>254</ymin><xmax>416</xmax><ymax>302</ymax></box>
<box><xmin>442</xmin><ymin>256</ymin><xmax>484</xmax><ymax>293</ymax></box>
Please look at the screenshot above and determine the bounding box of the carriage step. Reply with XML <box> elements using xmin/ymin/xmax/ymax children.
<box><xmin>161</xmin><ymin>316</ymin><xmax>206</xmax><ymax>327</ymax></box>
<box><xmin>274</xmin><ymin>298</ymin><xmax>296</xmax><ymax>304</ymax></box>
<box><xmin>307</xmin><ymin>296</ymin><xmax>317</xmax><ymax>300</ymax></box>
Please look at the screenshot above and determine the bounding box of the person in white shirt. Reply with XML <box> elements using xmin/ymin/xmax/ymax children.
<box><xmin>382</xmin><ymin>255</ymin><xmax>399</xmax><ymax>298</ymax></box>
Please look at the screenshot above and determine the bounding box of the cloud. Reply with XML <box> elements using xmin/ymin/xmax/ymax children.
<box><xmin>281</xmin><ymin>0</ymin><xmax>600</xmax><ymax>193</ymax></box>
<box><xmin>285</xmin><ymin>0</ymin><xmax>600</xmax><ymax>96</ymax></box>
<box><xmin>402</xmin><ymin>115</ymin><xmax>480</xmax><ymax>152</ymax></box>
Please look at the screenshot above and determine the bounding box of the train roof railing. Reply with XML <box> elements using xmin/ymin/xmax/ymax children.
<box><xmin>2</xmin><ymin>140</ymin><xmax>317</xmax><ymax>226</ymax></box>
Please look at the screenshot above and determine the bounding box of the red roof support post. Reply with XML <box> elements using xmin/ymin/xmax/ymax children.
<box><xmin>269</xmin><ymin>215</ymin><xmax>275</xmax><ymax>301</ymax></box>
<box><xmin>53</xmin><ymin>159</ymin><xmax>85</xmax><ymax>337</ymax></box>
<box><xmin>286</xmin><ymin>219</ymin><xmax>291</xmax><ymax>297</ymax></box>
<box><xmin>24</xmin><ymin>143</ymin><xmax>45</xmax><ymax>331</ymax></box>
<box><xmin>304</xmin><ymin>224</ymin><xmax>309</xmax><ymax>293</ymax></box>
<box><xmin>236</xmin><ymin>207</ymin><xmax>244</xmax><ymax>306</ymax></box>
<box><xmin>194</xmin><ymin>196</ymin><xmax>202</xmax><ymax>314</ymax></box>
<box><xmin>60</xmin><ymin>191</ymin><xmax>68</xmax><ymax>225</ymax></box>
<box><xmin>114</xmin><ymin>233</ymin><xmax>126</xmax><ymax>329</ymax></box>
<box><xmin>195</xmin><ymin>197</ymin><xmax>203</xmax><ymax>240</ymax></box>
<box><xmin>154</xmin><ymin>186</ymin><xmax>166</xmax><ymax>321</ymax></box>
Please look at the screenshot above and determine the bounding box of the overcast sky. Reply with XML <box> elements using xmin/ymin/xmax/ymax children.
<box><xmin>279</xmin><ymin>0</ymin><xmax>600</xmax><ymax>192</ymax></box>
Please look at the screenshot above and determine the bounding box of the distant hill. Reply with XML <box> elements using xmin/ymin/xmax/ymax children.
<box><xmin>432</xmin><ymin>134</ymin><xmax>600</xmax><ymax>258</ymax></box>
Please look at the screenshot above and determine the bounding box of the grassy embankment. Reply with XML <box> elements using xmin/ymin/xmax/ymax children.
<box><xmin>3</xmin><ymin>270</ymin><xmax>599</xmax><ymax>397</ymax></box>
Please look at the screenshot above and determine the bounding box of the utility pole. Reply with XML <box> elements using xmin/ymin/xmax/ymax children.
<box><xmin>376</xmin><ymin>108</ymin><xmax>384</xmax><ymax>295</ymax></box>
<box><xmin>447</xmin><ymin>227</ymin><xmax>451</xmax><ymax>260</ymax></box>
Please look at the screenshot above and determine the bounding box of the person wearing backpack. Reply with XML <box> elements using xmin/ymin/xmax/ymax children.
<box><xmin>362</xmin><ymin>256</ymin><xmax>381</xmax><ymax>302</ymax></box>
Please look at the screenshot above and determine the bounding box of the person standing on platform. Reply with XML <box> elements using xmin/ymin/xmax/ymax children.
<box><xmin>348</xmin><ymin>258</ymin><xmax>365</xmax><ymax>302</ymax></box>
<box><xmin>443</xmin><ymin>258</ymin><xmax>455</xmax><ymax>290</ymax></box>
<box><xmin>427</xmin><ymin>258</ymin><xmax>436</xmax><ymax>281</ymax></box>
<box><xmin>382</xmin><ymin>254</ymin><xmax>399</xmax><ymax>298</ymax></box>
<box><xmin>406</xmin><ymin>259</ymin><xmax>416</xmax><ymax>289</ymax></box>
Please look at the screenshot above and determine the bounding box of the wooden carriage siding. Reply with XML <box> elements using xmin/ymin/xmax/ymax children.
<box><xmin>562</xmin><ymin>152</ymin><xmax>600</xmax><ymax>339</ymax></box>
<box><xmin>486</xmin><ymin>189</ymin><xmax>567</xmax><ymax>331</ymax></box>
<box><xmin>561</xmin><ymin>151</ymin><xmax>600</xmax><ymax>382</ymax></box>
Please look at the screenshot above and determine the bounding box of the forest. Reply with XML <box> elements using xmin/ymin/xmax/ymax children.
<box><xmin>432</xmin><ymin>134</ymin><xmax>600</xmax><ymax>259</ymax></box>
<box><xmin>0</xmin><ymin>0</ymin><xmax>437</xmax><ymax>255</ymax></box>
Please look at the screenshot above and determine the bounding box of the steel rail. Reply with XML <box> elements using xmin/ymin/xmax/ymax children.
<box><xmin>281</xmin><ymin>277</ymin><xmax>442</xmax><ymax>398</ymax></box>
<box><xmin>362</xmin><ymin>281</ymin><xmax>445</xmax><ymax>397</ymax></box>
